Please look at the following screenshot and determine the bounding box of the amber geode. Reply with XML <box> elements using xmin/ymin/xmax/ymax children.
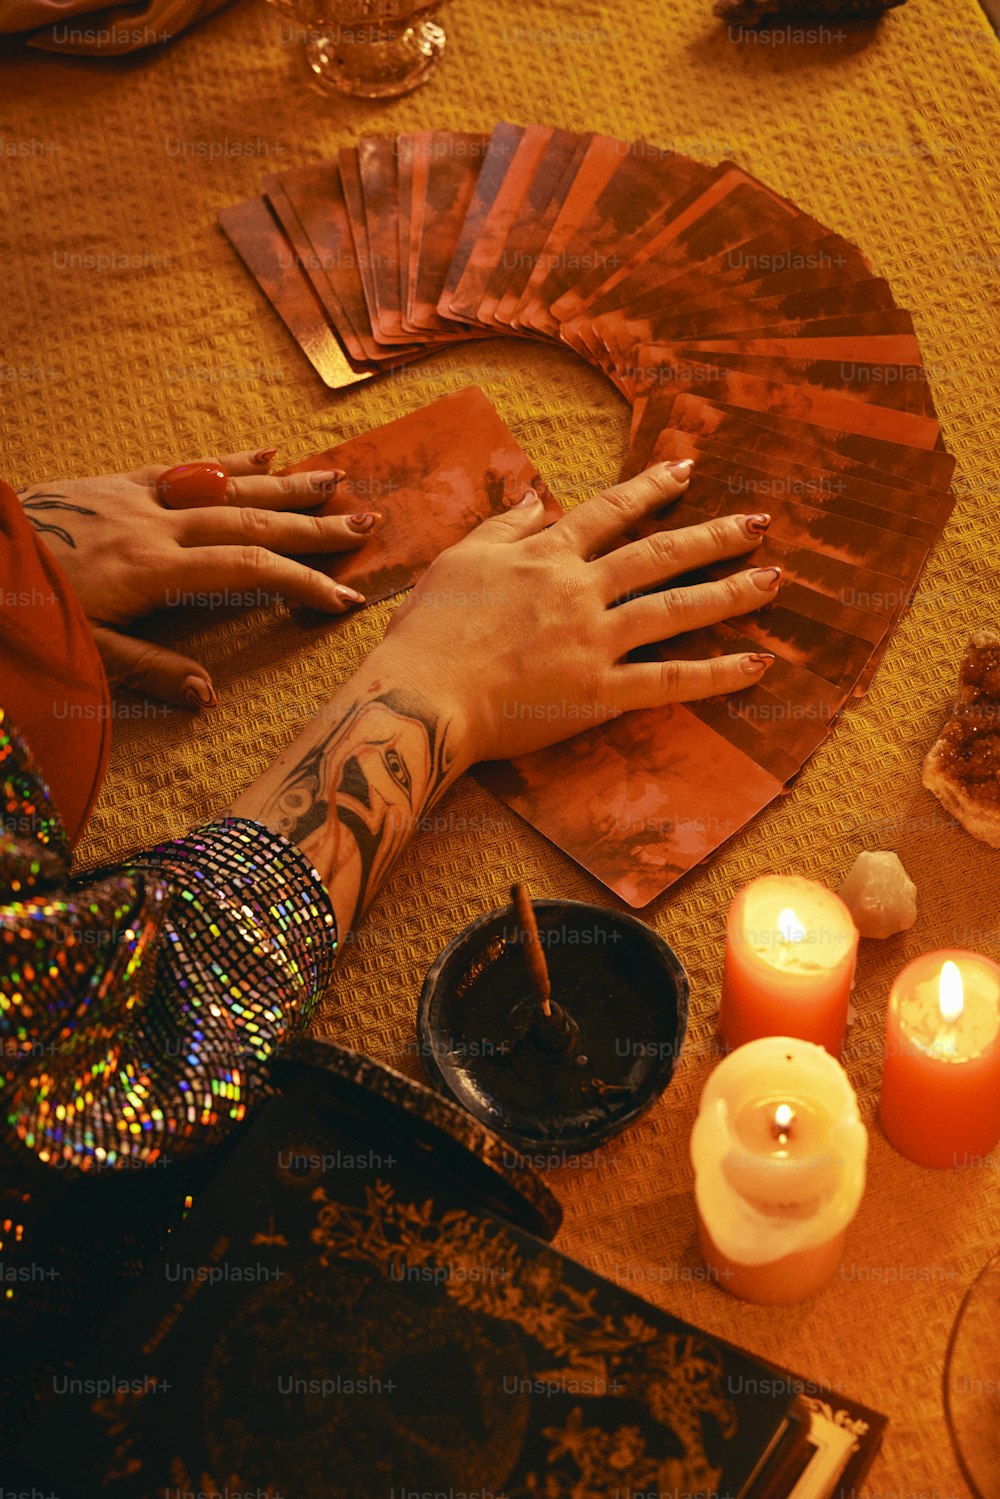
<box><xmin>714</xmin><ymin>0</ymin><xmax>904</xmax><ymax>21</ymax></box>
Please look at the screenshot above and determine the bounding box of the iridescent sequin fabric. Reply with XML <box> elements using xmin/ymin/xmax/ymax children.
<box><xmin>0</xmin><ymin>706</ymin><xmax>338</xmax><ymax>1171</ymax></box>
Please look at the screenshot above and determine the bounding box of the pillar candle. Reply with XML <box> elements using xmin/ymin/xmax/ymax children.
<box><xmin>880</xmin><ymin>950</ymin><xmax>1000</xmax><ymax>1169</ymax></box>
<box><xmin>720</xmin><ymin>875</ymin><xmax>859</xmax><ymax>1057</ymax></box>
<box><xmin>691</xmin><ymin>1036</ymin><xmax>867</xmax><ymax>1304</ymax></box>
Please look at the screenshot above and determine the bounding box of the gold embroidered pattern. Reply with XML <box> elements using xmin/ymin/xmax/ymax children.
<box><xmin>311</xmin><ymin>1179</ymin><xmax>739</xmax><ymax>1495</ymax></box>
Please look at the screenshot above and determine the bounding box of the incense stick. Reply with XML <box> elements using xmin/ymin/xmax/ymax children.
<box><xmin>510</xmin><ymin>882</ymin><xmax>552</xmax><ymax>1017</ymax></box>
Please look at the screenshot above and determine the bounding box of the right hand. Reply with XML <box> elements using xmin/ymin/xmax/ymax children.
<box><xmin>374</xmin><ymin>458</ymin><xmax>779</xmax><ymax>768</ymax></box>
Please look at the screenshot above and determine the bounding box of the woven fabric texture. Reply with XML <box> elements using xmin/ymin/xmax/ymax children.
<box><xmin>2</xmin><ymin>0</ymin><xmax>999</xmax><ymax>1487</ymax></box>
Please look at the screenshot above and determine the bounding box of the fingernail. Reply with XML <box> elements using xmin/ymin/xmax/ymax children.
<box><xmin>181</xmin><ymin>674</ymin><xmax>216</xmax><ymax>708</ymax></box>
<box><xmin>253</xmin><ymin>447</ymin><xmax>278</xmax><ymax>465</ymax></box>
<box><xmin>751</xmin><ymin>566</ymin><xmax>782</xmax><ymax>591</ymax></box>
<box><xmin>745</xmin><ymin>513</ymin><xmax>771</xmax><ymax>536</ymax></box>
<box><xmin>348</xmin><ymin>511</ymin><xmax>380</xmax><ymax>533</ymax></box>
<box><xmin>515</xmin><ymin>488</ymin><xmax>540</xmax><ymax>507</ymax></box>
<box><xmin>741</xmin><ymin>653</ymin><xmax>775</xmax><ymax>676</ymax></box>
<box><xmin>335</xmin><ymin>584</ymin><xmax>366</xmax><ymax>606</ymax></box>
<box><xmin>666</xmin><ymin>459</ymin><xmax>694</xmax><ymax>478</ymax></box>
<box><xmin>310</xmin><ymin>469</ymin><xmax>347</xmax><ymax>492</ymax></box>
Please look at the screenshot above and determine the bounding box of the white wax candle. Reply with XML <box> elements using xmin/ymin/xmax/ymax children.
<box><xmin>691</xmin><ymin>1036</ymin><xmax>867</xmax><ymax>1304</ymax></box>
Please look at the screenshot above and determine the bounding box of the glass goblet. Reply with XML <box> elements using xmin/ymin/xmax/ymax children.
<box><xmin>944</xmin><ymin>1249</ymin><xmax>1000</xmax><ymax>1497</ymax></box>
<box><xmin>269</xmin><ymin>0</ymin><xmax>449</xmax><ymax>99</ymax></box>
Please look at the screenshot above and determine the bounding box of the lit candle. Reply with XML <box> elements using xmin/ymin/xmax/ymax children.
<box><xmin>880</xmin><ymin>950</ymin><xmax>1000</xmax><ymax>1169</ymax></box>
<box><xmin>691</xmin><ymin>1037</ymin><xmax>867</xmax><ymax>1304</ymax></box>
<box><xmin>720</xmin><ymin>876</ymin><xmax>859</xmax><ymax>1057</ymax></box>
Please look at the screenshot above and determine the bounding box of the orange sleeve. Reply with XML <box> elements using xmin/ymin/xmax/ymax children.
<box><xmin>0</xmin><ymin>478</ymin><xmax>110</xmax><ymax>845</ymax></box>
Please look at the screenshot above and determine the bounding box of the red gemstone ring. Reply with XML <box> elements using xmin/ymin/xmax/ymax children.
<box><xmin>155</xmin><ymin>461</ymin><xmax>230</xmax><ymax>509</ymax></box>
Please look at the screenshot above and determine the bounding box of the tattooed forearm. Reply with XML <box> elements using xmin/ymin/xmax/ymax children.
<box><xmin>17</xmin><ymin>492</ymin><xmax>96</xmax><ymax>549</ymax></box>
<box><xmin>233</xmin><ymin>684</ymin><xmax>462</xmax><ymax>940</ymax></box>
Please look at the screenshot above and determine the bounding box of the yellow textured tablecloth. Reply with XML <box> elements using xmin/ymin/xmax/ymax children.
<box><xmin>2</xmin><ymin>0</ymin><xmax>1000</xmax><ymax>1488</ymax></box>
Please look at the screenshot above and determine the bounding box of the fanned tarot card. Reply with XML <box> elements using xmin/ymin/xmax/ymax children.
<box><xmin>219</xmin><ymin>124</ymin><xmax>955</xmax><ymax>903</ymax></box>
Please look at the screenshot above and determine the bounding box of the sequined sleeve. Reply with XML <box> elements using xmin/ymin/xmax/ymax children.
<box><xmin>0</xmin><ymin>707</ymin><xmax>338</xmax><ymax>1172</ymax></box>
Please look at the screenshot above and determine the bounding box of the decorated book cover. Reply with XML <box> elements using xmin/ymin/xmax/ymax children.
<box><xmin>12</xmin><ymin>1044</ymin><xmax>886</xmax><ymax>1498</ymax></box>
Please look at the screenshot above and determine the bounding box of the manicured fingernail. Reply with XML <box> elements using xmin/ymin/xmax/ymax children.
<box><xmin>253</xmin><ymin>447</ymin><xmax>278</xmax><ymax>465</ymax></box>
<box><xmin>310</xmin><ymin>469</ymin><xmax>346</xmax><ymax>492</ymax></box>
<box><xmin>666</xmin><ymin>458</ymin><xmax>694</xmax><ymax>477</ymax></box>
<box><xmin>741</xmin><ymin>652</ymin><xmax>775</xmax><ymax>676</ymax></box>
<box><xmin>515</xmin><ymin>488</ymin><xmax>540</xmax><ymax>507</ymax></box>
<box><xmin>751</xmin><ymin>566</ymin><xmax>782</xmax><ymax>591</ymax></box>
<box><xmin>335</xmin><ymin>584</ymin><xmax>366</xmax><ymax>606</ymax></box>
<box><xmin>745</xmin><ymin>513</ymin><xmax>771</xmax><ymax>536</ymax></box>
<box><xmin>181</xmin><ymin>674</ymin><xmax>216</xmax><ymax>708</ymax></box>
<box><xmin>348</xmin><ymin>511</ymin><xmax>380</xmax><ymax>533</ymax></box>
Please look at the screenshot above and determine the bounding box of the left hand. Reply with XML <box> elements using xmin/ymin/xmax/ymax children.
<box><xmin>17</xmin><ymin>447</ymin><xmax>381</xmax><ymax>708</ymax></box>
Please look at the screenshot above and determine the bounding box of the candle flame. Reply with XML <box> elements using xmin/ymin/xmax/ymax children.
<box><xmin>778</xmin><ymin>907</ymin><xmax>806</xmax><ymax>944</ymax></box>
<box><xmin>939</xmin><ymin>960</ymin><xmax>964</xmax><ymax>1024</ymax></box>
<box><xmin>771</xmin><ymin>1102</ymin><xmax>795</xmax><ymax>1145</ymax></box>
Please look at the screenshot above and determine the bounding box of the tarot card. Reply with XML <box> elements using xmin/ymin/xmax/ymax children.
<box><xmin>446</xmin><ymin>124</ymin><xmax>562</xmax><ymax>326</ymax></box>
<box><xmin>664</xmin><ymin>521</ymin><xmax>918</xmax><ymax>700</ymax></box>
<box><xmin>698</xmin><ymin>594</ymin><xmax>877</xmax><ymax>693</ymax></box>
<box><xmin>623</xmin><ymin>362</ymin><xmax>944</xmax><ymax>470</ymax></box>
<box><xmin>664</xmin><ymin>327</ymin><xmax>921</xmax><ymax>363</ymax></box>
<box><xmin>341</xmin><ymin>146</ymin><xmax>423</xmax><ymax>349</ymax></box>
<box><xmin>475</xmin><ymin>706</ymin><xmax>787</xmax><ymax>908</ymax></box>
<box><xmin>476</xmin><ymin>127</ymin><xmax>591</xmax><ymax>328</ymax></box>
<box><xmin>505</xmin><ymin>134</ymin><xmax>669</xmax><ymax>332</ymax></box>
<box><xmin>409</xmin><ymin>130</ymin><xmax>490</xmax><ymax>333</ymax></box>
<box><xmin>589</xmin><ymin>280</ymin><xmax>900</xmax><ymax>349</ymax></box>
<box><xmin>630</xmin><ymin>224</ymin><xmax>874</xmax><ymax>323</ymax></box>
<box><xmin>606</xmin><ymin>309</ymin><xmax>920</xmax><ymax>381</ymax></box>
<box><xmin>583</xmin><ymin>301</ymin><xmax>917</xmax><ymax>389</ymax></box>
<box><xmin>662</xmin><ymin>474</ymin><xmax>930</xmax><ymax>583</ymax></box>
<box><xmin>282</xmin><ymin>386</ymin><xmax>561</xmax><ymax>605</ymax></box>
<box><xmin>647</xmin><ymin>409</ymin><xmax>954</xmax><ymax>692</ymax></box>
<box><xmin>659</xmin><ymin>410</ymin><xmax>950</xmax><ymax>508</ymax></box>
<box><xmin>650</xmin><ymin>620</ymin><xmax>846</xmax><ymax>763</ymax></box>
<box><xmin>262</xmin><ymin>175</ymin><xmax>372</xmax><ymax>366</ymax></box>
<box><xmin>522</xmin><ymin>160</ymin><xmax>748</xmax><ymax>335</ymax></box>
<box><xmin>437</xmin><ymin>123</ymin><xmax>525</xmax><ymax>317</ymax></box>
<box><xmin>647</xmin><ymin>429</ymin><xmax>951</xmax><ymax>531</ymax></box>
<box><xmin>491</xmin><ymin>130</ymin><xmax>594</xmax><ymax>327</ymax></box>
<box><xmin>625</xmin><ymin>483</ymin><xmax>927</xmax><ymax>694</ymax></box>
<box><xmin>276</xmin><ymin>161</ymin><xmax>414</xmax><ymax>365</ymax></box>
<box><xmin>533</xmin><ymin>142</ymin><xmax>717</xmax><ymax>323</ymax></box>
<box><xmin>357</xmin><ymin>136</ymin><xmax>409</xmax><ymax>342</ymax></box>
<box><xmin>515</xmin><ymin>157</ymin><xmax>746</xmax><ymax>337</ymax></box>
<box><xmin>476</xmin><ymin>614</ymin><xmax>850</xmax><ymax>905</ymax></box>
<box><xmin>654</xmin><ymin>335</ymin><xmax>930</xmax><ymax>417</ymax></box>
<box><xmin>564</xmin><ymin>178</ymin><xmax>796</xmax><ymax>336</ymax></box>
<box><xmin>659</xmin><ymin>220</ymin><xmax>872</xmax><ymax>302</ymax></box>
<box><xmin>357</xmin><ymin>134</ymin><xmax>452</xmax><ymax>348</ymax></box>
<box><xmin>392</xmin><ymin>133</ymin><xmax>479</xmax><ymax>343</ymax></box>
<box><xmin>661</xmin><ymin>393</ymin><xmax>957</xmax><ymax>490</ymax></box>
<box><xmin>217</xmin><ymin>197</ymin><xmax>371</xmax><ymax>391</ymax></box>
<box><xmin>677</xmin><ymin>516</ymin><xmax>912</xmax><ymax>627</ymax></box>
<box><xmin>396</xmin><ymin>134</ymin><xmax>417</xmax><ymax>330</ymax></box>
<box><xmin>386</xmin><ymin>134</ymin><xmax>479</xmax><ymax>345</ymax></box>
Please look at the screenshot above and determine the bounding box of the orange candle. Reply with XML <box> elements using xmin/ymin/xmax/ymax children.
<box><xmin>880</xmin><ymin>950</ymin><xmax>1000</xmax><ymax>1169</ymax></box>
<box><xmin>691</xmin><ymin>1037</ymin><xmax>867</xmax><ymax>1304</ymax></box>
<box><xmin>720</xmin><ymin>875</ymin><xmax>859</xmax><ymax>1058</ymax></box>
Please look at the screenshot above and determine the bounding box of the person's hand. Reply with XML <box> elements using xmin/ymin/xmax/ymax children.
<box><xmin>236</xmin><ymin>458</ymin><xmax>780</xmax><ymax>933</ymax></box>
<box><xmin>375</xmin><ymin>459</ymin><xmax>778</xmax><ymax>765</ymax></box>
<box><xmin>17</xmin><ymin>446</ymin><xmax>381</xmax><ymax>708</ymax></box>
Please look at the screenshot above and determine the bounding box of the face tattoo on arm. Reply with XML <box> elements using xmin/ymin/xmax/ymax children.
<box><xmin>254</xmin><ymin>686</ymin><xmax>460</xmax><ymax>938</ymax></box>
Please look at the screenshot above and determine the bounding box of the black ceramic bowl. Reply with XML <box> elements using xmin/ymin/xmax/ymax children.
<box><xmin>417</xmin><ymin>899</ymin><xmax>689</xmax><ymax>1157</ymax></box>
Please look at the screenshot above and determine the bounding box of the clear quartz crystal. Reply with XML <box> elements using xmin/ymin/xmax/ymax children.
<box><xmin>837</xmin><ymin>850</ymin><xmax>917</xmax><ymax>939</ymax></box>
